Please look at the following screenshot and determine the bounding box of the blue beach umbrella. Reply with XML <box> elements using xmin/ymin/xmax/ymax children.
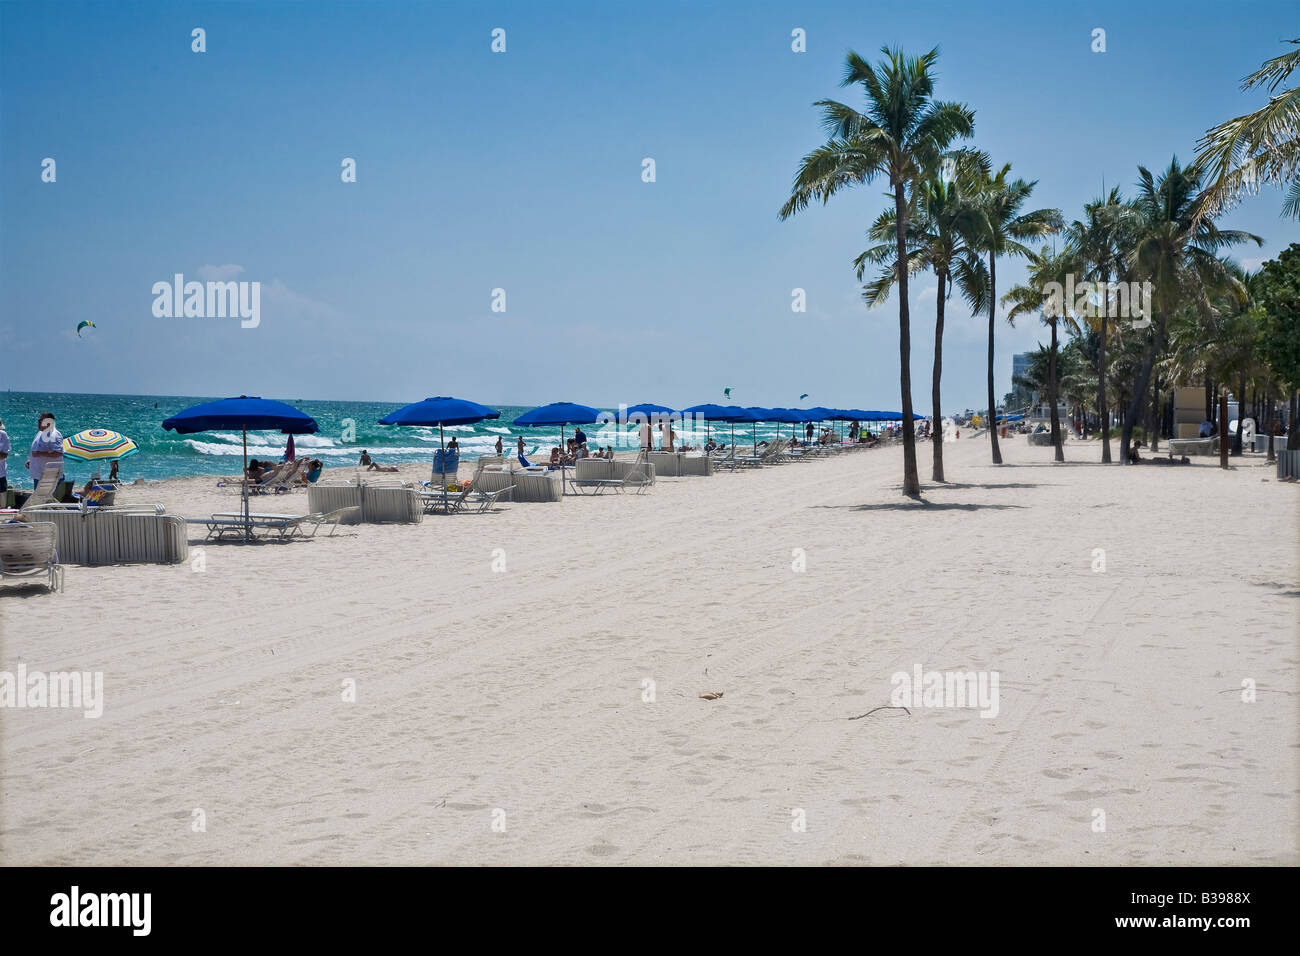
<box><xmin>622</xmin><ymin>402</ymin><xmax>678</xmax><ymax>420</ymax></box>
<box><xmin>163</xmin><ymin>396</ymin><xmax>319</xmax><ymax>533</ymax></box>
<box><xmin>514</xmin><ymin>402</ymin><xmax>603</xmax><ymax>494</ymax></box>
<box><xmin>622</xmin><ymin>403</ymin><xmax>679</xmax><ymax>449</ymax></box>
<box><xmin>378</xmin><ymin>396</ymin><xmax>501</xmax><ymax>482</ymax></box>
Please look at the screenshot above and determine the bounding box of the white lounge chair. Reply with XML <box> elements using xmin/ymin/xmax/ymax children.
<box><xmin>0</xmin><ymin>520</ymin><xmax>64</xmax><ymax>591</ymax></box>
<box><xmin>18</xmin><ymin>462</ymin><xmax>64</xmax><ymax>512</ymax></box>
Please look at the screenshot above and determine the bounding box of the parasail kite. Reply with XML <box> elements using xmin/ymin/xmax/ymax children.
<box><xmin>76</xmin><ymin>321</ymin><xmax>96</xmax><ymax>337</ymax></box>
<box><xmin>723</xmin><ymin>386</ymin><xmax>734</xmax><ymax>398</ymax></box>
<box><xmin>799</xmin><ymin>393</ymin><xmax>809</xmax><ymax>400</ymax></box>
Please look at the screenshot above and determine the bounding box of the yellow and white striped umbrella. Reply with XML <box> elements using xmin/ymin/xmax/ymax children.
<box><xmin>62</xmin><ymin>428</ymin><xmax>139</xmax><ymax>463</ymax></box>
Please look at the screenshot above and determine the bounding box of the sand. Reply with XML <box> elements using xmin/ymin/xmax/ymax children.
<box><xmin>1</xmin><ymin>435</ymin><xmax>1297</xmax><ymax>865</ymax></box>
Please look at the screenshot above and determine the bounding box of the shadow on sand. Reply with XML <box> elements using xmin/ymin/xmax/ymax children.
<box><xmin>816</xmin><ymin>500</ymin><xmax>1025</xmax><ymax>512</ymax></box>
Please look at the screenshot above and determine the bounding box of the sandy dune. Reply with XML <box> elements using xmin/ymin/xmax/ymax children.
<box><xmin>1</xmin><ymin>436</ymin><xmax>1296</xmax><ymax>865</ymax></box>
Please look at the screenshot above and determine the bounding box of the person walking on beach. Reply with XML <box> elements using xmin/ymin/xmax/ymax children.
<box><xmin>517</xmin><ymin>436</ymin><xmax>525</xmax><ymax>457</ymax></box>
<box><xmin>0</xmin><ymin>417</ymin><xmax>10</xmax><ymax>495</ymax></box>
<box><xmin>26</xmin><ymin>412</ymin><xmax>64</xmax><ymax>487</ymax></box>
<box><xmin>661</xmin><ymin>421</ymin><xmax>676</xmax><ymax>452</ymax></box>
<box><xmin>639</xmin><ymin>419</ymin><xmax>653</xmax><ymax>453</ymax></box>
<box><xmin>805</xmin><ymin>423</ymin><xmax>814</xmax><ymax>442</ymax></box>
<box><xmin>495</xmin><ymin>436</ymin><xmax>503</xmax><ymax>456</ymax></box>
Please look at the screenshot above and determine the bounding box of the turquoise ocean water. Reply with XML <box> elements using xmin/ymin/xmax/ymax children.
<box><xmin>0</xmin><ymin>392</ymin><xmax>826</xmax><ymax>483</ymax></box>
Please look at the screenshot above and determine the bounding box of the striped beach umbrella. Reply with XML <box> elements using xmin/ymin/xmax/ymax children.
<box><xmin>62</xmin><ymin>428</ymin><xmax>139</xmax><ymax>463</ymax></box>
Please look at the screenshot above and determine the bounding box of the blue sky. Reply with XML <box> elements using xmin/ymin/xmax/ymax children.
<box><xmin>2</xmin><ymin>0</ymin><xmax>1297</xmax><ymax>412</ymax></box>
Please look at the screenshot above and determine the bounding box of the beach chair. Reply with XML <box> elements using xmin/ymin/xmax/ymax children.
<box><xmin>17</xmin><ymin>462</ymin><xmax>64</xmax><ymax>512</ymax></box>
<box><xmin>0</xmin><ymin>520</ymin><xmax>64</xmax><ymax>592</ymax></box>
<box><xmin>191</xmin><ymin>507</ymin><xmax>357</xmax><ymax>542</ymax></box>
<box><xmin>422</xmin><ymin>459</ymin><xmax>513</xmax><ymax>514</ymax></box>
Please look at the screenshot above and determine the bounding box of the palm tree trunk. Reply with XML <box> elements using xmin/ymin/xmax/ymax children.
<box><xmin>1120</xmin><ymin>325</ymin><xmax>1163</xmax><ymax>465</ymax></box>
<box><xmin>1266</xmin><ymin>389</ymin><xmax>1276</xmax><ymax>461</ymax></box>
<box><xmin>895</xmin><ymin>182</ymin><xmax>920</xmax><ymax>496</ymax></box>
<box><xmin>1049</xmin><ymin>319</ymin><xmax>1063</xmax><ymax>461</ymax></box>
<box><xmin>1232</xmin><ymin>375</ymin><xmax>1245</xmax><ymax>455</ymax></box>
<box><xmin>987</xmin><ymin>253</ymin><xmax>1002</xmax><ymax>464</ymax></box>
<box><xmin>931</xmin><ymin>270</ymin><xmax>947</xmax><ymax>482</ymax></box>
<box><xmin>1219</xmin><ymin>388</ymin><xmax>1230</xmax><ymax>468</ymax></box>
<box><xmin>1146</xmin><ymin>373</ymin><xmax>1161</xmax><ymax>454</ymax></box>
<box><xmin>1099</xmin><ymin>310</ymin><xmax>1111</xmax><ymax>463</ymax></box>
<box><xmin>1289</xmin><ymin>389</ymin><xmax>1299</xmax><ymax>451</ymax></box>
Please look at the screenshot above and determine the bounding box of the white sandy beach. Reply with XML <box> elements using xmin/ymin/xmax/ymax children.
<box><xmin>1</xmin><ymin>436</ymin><xmax>1296</xmax><ymax>866</ymax></box>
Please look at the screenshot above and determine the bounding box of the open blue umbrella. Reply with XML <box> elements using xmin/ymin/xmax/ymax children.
<box><xmin>623</xmin><ymin>403</ymin><xmax>678</xmax><ymax>420</ymax></box>
<box><xmin>163</xmin><ymin>396</ymin><xmax>319</xmax><ymax>534</ymax></box>
<box><xmin>514</xmin><ymin>402</ymin><xmax>602</xmax><ymax>494</ymax></box>
<box><xmin>378</xmin><ymin>396</ymin><xmax>501</xmax><ymax>484</ymax></box>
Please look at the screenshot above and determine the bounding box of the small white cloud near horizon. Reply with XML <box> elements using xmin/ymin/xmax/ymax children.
<box><xmin>197</xmin><ymin>263</ymin><xmax>246</xmax><ymax>281</ymax></box>
<box><xmin>917</xmin><ymin>287</ymin><xmax>937</xmax><ymax>304</ymax></box>
<box><xmin>1240</xmin><ymin>257</ymin><xmax>1264</xmax><ymax>272</ymax></box>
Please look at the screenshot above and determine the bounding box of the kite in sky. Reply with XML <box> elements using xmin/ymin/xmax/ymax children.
<box><xmin>723</xmin><ymin>386</ymin><xmax>734</xmax><ymax>398</ymax></box>
<box><xmin>76</xmin><ymin>321</ymin><xmax>96</xmax><ymax>337</ymax></box>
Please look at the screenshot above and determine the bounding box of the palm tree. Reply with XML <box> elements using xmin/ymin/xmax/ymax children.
<box><xmin>1003</xmin><ymin>245</ymin><xmax>1074</xmax><ymax>461</ymax></box>
<box><xmin>854</xmin><ymin>153</ymin><xmax>989</xmax><ymax>482</ymax></box>
<box><xmin>1064</xmin><ymin>188</ymin><xmax>1132</xmax><ymax>462</ymax></box>
<box><xmin>779</xmin><ymin>47</ymin><xmax>974</xmax><ymax>496</ymax></box>
<box><xmin>971</xmin><ymin>164</ymin><xmax>1062</xmax><ymax>464</ymax></box>
<box><xmin>1197</xmin><ymin>38</ymin><xmax>1300</xmax><ymax>220</ymax></box>
<box><xmin>1122</xmin><ymin>158</ymin><xmax>1262</xmax><ymax>462</ymax></box>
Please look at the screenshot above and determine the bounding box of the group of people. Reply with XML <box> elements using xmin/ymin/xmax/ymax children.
<box><xmin>0</xmin><ymin>411</ymin><xmax>94</xmax><ymax>495</ymax></box>
<box><xmin>248</xmin><ymin>456</ymin><xmax>325</xmax><ymax>484</ymax></box>
<box><xmin>0</xmin><ymin>411</ymin><xmax>135</xmax><ymax>502</ymax></box>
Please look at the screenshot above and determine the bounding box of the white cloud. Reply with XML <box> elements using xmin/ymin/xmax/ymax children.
<box><xmin>261</xmin><ymin>278</ymin><xmax>343</xmax><ymax>320</ymax></box>
<box><xmin>1239</xmin><ymin>257</ymin><xmax>1264</xmax><ymax>272</ymax></box>
<box><xmin>197</xmin><ymin>263</ymin><xmax>246</xmax><ymax>281</ymax></box>
<box><xmin>917</xmin><ymin>286</ymin><xmax>937</xmax><ymax>303</ymax></box>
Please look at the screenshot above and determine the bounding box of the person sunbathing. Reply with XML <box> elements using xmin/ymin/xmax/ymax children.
<box><xmin>549</xmin><ymin>447</ymin><xmax>563</xmax><ymax>468</ymax></box>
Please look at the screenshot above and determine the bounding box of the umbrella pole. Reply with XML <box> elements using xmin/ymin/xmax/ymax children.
<box><xmin>561</xmin><ymin>424</ymin><xmax>567</xmax><ymax>496</ymax></box>
<box><xmin>242</xmin><ymin>428</ymin><xmax>250</xmax><ymax>541</ymax></box>
<box><xmin>440</xmin><ymin>423</ymin><xmax>446</xmax><ymax>491</ymax></box>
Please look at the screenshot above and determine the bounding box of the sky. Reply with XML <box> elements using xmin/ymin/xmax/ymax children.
<box><xmin>2</xmin><ymin>0</ymin><xmax>1297</xmax><ymax>412</ymax></box>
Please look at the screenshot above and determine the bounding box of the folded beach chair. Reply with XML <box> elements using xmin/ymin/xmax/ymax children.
<box><xmin>18</xmin><ymin>462</ymin><xmax>64</xmax><ymax>512</ymax></box>
<box><xmin>0</xmin><ymin>520</ymin><xmax>64</xmax><ymax>592</ymax></box>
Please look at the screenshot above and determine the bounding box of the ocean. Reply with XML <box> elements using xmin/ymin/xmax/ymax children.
<box><xmin>0</xmin><ymin>392</ymin><xmax>823</xmax><ymax>483</ymax></box>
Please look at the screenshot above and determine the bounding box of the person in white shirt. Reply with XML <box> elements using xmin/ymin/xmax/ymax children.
<box><xmin>0</xmin><ymin>417</ymin><xmax>11</xmax><ymax>495</ymax></box>
<box><xmin>27</xmin><ymin>412</ymin><xmax>64</xmax><ymax>487</ymax></box>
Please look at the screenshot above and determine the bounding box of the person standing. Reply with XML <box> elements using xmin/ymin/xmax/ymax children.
<box><xmin>661</xmin><ymin>421</ymin><xmax>676</xmax><ymax>453</ymax></box>
<box><xmin>805</xmin><ymin>422</ymin><xmax>814</xmax><ymax>442</ymax></box>
<box><xmin>495</xmin><ymin>436</ymin><xmax>503</xmax><ymax>456</ymax></box>
<box><xmin>639</xmin><ymin>418</ymin><xmax>653</xmax><ymax>453</ymax></box>
<box><xmin>27</xmin><ymin>412</ymin><xmax>64</xmax><ymax>487</ymax></box>
<box><xmin>0</xmin><ymin>417</ymin><xmax>10</xmax><ymax>495</ymax></box>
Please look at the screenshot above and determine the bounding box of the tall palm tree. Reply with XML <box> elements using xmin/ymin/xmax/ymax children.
<box><xmin>1197</xmin><ymin>38</ymin><xmax>1300</xmax><ymax>220</ymax></box>
<box><xmin>1003</xmin><ymin>245</ymin><xmax>1075</xmax><ymax>461</ymax></box>
<box><xmin>1122</xmin><ymin>158</ymin><xmax>1262</xmax><ymax>462</ymax></box>
<box><xmin>1064</xmin><ymin>187</ymin><xmax>1131</xmax><ymax>462</ymax></box>
<box><xmin>971</xmin><ymin>165</ymin><xmax>1062</xmax><ymax>463</ymax></box>
<box><xmin>854</xmin><ymin>153</ymin><xmax>989</xmax><ymax>482</ymax></box>
<box><xmin>779</xmin><ymin>47</ymin><xmax>974</xmax><ymax>496</ymax></box>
